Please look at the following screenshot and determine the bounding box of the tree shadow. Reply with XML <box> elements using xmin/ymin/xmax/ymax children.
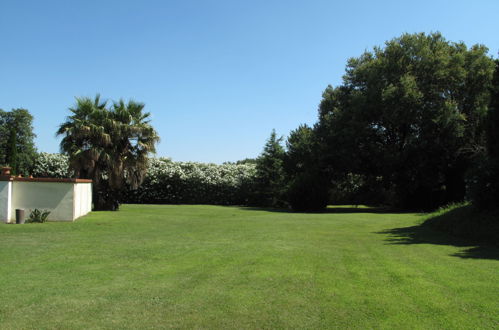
<box><xmin>377</xmin><ymin>222</ymin><xmax>499</xmax><ymax>260</ymax></box>
<box><xmin>235</xmin><ymin>205</ymin><xmax>409</xmax><ymax>214</ymax></box>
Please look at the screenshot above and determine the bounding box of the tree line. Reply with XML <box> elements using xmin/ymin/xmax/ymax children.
<box><xmin>255</xmin><ymin>32</ymin><xmax>499</xmax><ymax>211</ymax></box>
<box><xmin>1</xmin><ymin>32</ymin><xmax>497</xmax><ymax>213</ymax></box>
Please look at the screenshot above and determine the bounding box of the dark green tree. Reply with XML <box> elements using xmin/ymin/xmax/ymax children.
<box><xmin>235</xmin><ymin>158</ymin><xmax>257</xmax><ymax>165</ymax></box>
<box><xmin>284</xmin><ymin>124</ymin><xmax>328</xmax><ymax>211</ymax></box>
<box><xmin>255</xmin><ymin>129</ymin><xmax>286</xmax><ymax>207</ymax></box>
<box><xmin>284</xmin><ymin>125</ymin><xmax>315</xmax><ymax>175</ymax></box>
<box><xmin>487</xmin><ymin>59</ymin><xmax>499</xmax><ymax>164</ymax></box>
<box><xmin>470</xmin><ymin>59</ymin><xmax>499</xmax><ymax>209</ymax></box>
<box><xmin>57</xmin><ymin>95</ymin><xmax>160</xmax><ymax>211</ymax></box>
<box><xmin>316</xmin><ymin>33</ymin><xmax>495</xmax><ymax>210</ymax></box>
<box><xmin>486</xmin><ymin>59</ymin><xmax>499</xmax><ymax>209</ymax></box>
<box><xmin>0</xmin><ymin>108</ymin><xmax>37</xmax><ymax>175</ymax></box>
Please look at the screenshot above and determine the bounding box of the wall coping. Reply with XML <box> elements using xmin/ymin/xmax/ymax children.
<box><xmin>0</xmin><ymin>176</ymin><xmax>92</xmax><ymax>183</ymax></box>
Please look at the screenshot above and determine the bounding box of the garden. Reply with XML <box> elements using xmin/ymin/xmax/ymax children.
<box><xmin>1</xmin><ymin>32</ymin><xmax>498</xmax><ymax>329</ymax></box>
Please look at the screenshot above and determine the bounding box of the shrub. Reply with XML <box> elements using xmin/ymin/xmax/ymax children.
<box><xmin>122</xmin><ymin>158</ymin><xmax>258</xmax><ymax>205</ymax></box>
<box><xmin>31</xmin><ymin>152</ymin><xmax>72</xmax><ymax>178</ymax></box>
<box><xmin>31</xmin><ymin>154</ymin><xmax>259</xmax><ymax>206</ymax></box>
<box><xmin>27</xmin><ymin>209</ymin><xmax>51</xmax><ymax>223</ymax></box>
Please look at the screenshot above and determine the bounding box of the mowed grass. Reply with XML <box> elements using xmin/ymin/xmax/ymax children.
<box><xmin>0</xmin><ymin>205</ymin><xmax>498</xmax><ymax>329</ymax></box>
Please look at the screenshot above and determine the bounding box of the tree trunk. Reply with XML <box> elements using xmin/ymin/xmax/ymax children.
<box><xmin>92</xmin><ymin>185</ymin><xmax>121</xmax><ymax>211</ymax></box>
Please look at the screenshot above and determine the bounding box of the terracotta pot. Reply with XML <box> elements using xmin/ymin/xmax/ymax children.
<box><xmin>1</xmin><ymin>167</ymin><xmax>11</xmax><ymax>176</ymax></box>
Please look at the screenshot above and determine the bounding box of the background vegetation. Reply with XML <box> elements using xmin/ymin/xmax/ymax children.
<box><xmin>0</xmin><ymin>108</ymin><xmax>37</xmax><ymax>176</ymax></box>
<box><xmin>2</xmin><ymin>32</ymin><xmax>497</xmax><ymax>229</ymax></box>
<box><xmin>124</xmin><ymin>158</ymin><xmax>258</xmax><ymax>205</ymax></box>
<box><xmin>296</xmin><ymin>32</ymin><xmax>496</xmax><ymax>211</ymax></box>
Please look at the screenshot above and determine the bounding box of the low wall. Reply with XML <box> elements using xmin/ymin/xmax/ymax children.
<box><xmin>73</xmin><ymin>182</ymin><xmax>92</xmax><ymax>219</ymax></box>
<box><xmin>0</xmin><ymin>181</ymin><xmax>12</xmax><ymax>221</ymax></box>
<box><xmin>0</xmin><ymin>177</ymin><xmax>92</xmax><ymax>223</ymax></box>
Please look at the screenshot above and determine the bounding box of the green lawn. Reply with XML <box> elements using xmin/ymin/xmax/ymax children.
<box><xmin>0</xmin><ymin>205</ymin><xmax>497</xmax><ymax>329</ymax></box>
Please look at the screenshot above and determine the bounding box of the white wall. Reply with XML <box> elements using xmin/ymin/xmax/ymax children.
<box><xmin>73</xmin><ymin>183</ymin><xmax>92</xmax><ymax>219</ymax></box>
<box><xmin>0</xmin><ymin>180</ymin><xmax>92</xmax><ymax>222</ymax></box>
<box><xmin>0</xmin><ymin>181</ymin><xmax>12</xmax><ymax>223</ymax></box>
<box><xmin>11</xmin><ymin>182</ymin><xmax>75</xmax><ymax>221</ymax></box>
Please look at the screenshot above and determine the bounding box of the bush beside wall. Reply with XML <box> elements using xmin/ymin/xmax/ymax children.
<box><xmin>31</xmin><ymin>152</ymin><xmax>72</xmax><ymax>178</ymax></box>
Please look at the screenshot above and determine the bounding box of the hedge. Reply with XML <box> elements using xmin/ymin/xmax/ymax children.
<box><xmin>122</xmin><ymin>158</ymin><xmax>258</xmax><ymax>205</ymax></box>
<box><xmin>31</xmin><ymin>154</ymin><xmax>258</xmax><ymax>205</ymax></box>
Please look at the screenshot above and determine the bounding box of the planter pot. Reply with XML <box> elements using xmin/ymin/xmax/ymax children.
<box><xmin>1</xmin><ymin>167</ymin><xmax>11</xmax><ymax>176</ymax></box>
<box><xmin>15</xmin><ymin>209</ymin><xmax>25</xmax><ymax>224</ymax></box>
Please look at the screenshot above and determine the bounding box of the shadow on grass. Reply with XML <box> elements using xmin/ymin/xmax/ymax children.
<box><xmin>377</xmin><ymin>206</ymin><xmax>499</xmax><ymax>260</ymax></box>
<box><xmin>236</xmin><ymin>205</ymin><xmax>408</xmax><ymax>214</ymax></box>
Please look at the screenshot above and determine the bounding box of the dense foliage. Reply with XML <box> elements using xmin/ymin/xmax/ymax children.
<box><xmin>244</xmin><ymin>32</ymin><xmax>496</xmax><ymax>212</ymax></box>
<box><xmin>0</xmin><ymin>108</ymin><xmax>37</xmax><ymax>175</ymax></box>
<box><xmin>30</xmin><ymin>155</ymin><xmax>258</xmax><ymax>205</ymax></box>
<box><xmin>284</xmin><ymin>125</ymin><xmax>328</xmax><ymax>211</ymax></box>
<box><xmin>16</xmin><ymin>33</ymin><xmax>499</xmax><ymax>215</ymax></box>
<box><xmin>468</xmin><ymin>59</ymin><xmax>499</xmax><ymax>209</ymax></box>
<box><xmin>123</xmin><ymin>158</ymin><xmax>257</xmax><ymax>205</ymax></box>
<box><xmin>31</xmin><ymin>152</ymin><xmax>71</xmax><ymax>178</ymax></box>
<box><xmin>314</xmin><ymin>32</ymin><xmax>495</xmax><ymax>210</ymax></box>
<box><xmin>57</xmin><ymin>95</ymin><xmax>159</xmax><ymax>210</ymax></box>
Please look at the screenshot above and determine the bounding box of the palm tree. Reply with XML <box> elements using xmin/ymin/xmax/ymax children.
<box><xmin>57</xmin><ymin>95</ymin><xmax>160</xmax><ymax>210</ymax></box>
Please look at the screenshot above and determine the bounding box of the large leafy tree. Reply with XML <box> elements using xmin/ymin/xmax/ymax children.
<box><xmin>0</xmin><ymin>108</ymin><xmax>37</xmax><ymax>175</ymax></box>
<box><xmin>487</xmin><ymin>59</ymin><xmax>499</xmax><ymax>166</ymax></box>
<box><xmin>485</xmin><ymin>59</ymin><xmax>499</xmax><ymax>209</ymax></box>
<box><xmin>470</xmin><ymin>59</ymin><xmax>499</xmax><ymax>209</ymax></box>
<box><xmin>316</xmin><ymin>32</ymin><xmax>495</xmax><ymax>210</ymax></box>
<box><xmin>57</xmin><ymin>95</ymin><xmax>160</xmax><ymax>211</ymax></box>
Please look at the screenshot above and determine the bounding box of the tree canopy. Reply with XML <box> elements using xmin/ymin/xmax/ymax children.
<box><xmin>0</xmin><ymin>108</ymin><xmax>37</xmax><ymax>175</ymax></box>
<box><xmin>285</xmin><ymin>125</ymin><xmax>328</xmax><ymax>211</ymax></box>
<box><xmin>469</xmin><ymin>59</ymin><xmax>499</xmax><ymax>209</ymax></box>
<box><xmin>315</xmin><ymin>32</ymin><xmax>495</xmax><ymax>209</ymax></box>
<box><xmin>57</xmin><ymin>95</ymin><xmax>160</xmax><ymax>210</ymax></box>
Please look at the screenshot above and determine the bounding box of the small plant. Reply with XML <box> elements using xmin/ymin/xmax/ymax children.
<box><xmin>27</xmin><ymin>209</ymin><xmax>51</xmax><ymax>223</ymax></box>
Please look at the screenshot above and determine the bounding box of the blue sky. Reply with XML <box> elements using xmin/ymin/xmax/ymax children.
<box><xmin>1</xmin><ymin>0</ymin><xmax>498</xmax><ymax>163</ymax></box>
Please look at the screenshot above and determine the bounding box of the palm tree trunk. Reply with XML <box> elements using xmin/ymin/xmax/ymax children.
<box><xmin>93</xmin><ymin>185</ymin><xmax>121</xmax><ymax>211</ymax></box>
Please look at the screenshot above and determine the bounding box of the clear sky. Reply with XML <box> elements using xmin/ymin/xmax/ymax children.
<box><xmin>1</xmin><ymin>0</ymin><xmax>498</xmax><ymax>163</ymax></box>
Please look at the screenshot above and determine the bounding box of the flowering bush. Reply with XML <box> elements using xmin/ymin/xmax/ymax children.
<box><xmin>31</xmin><ymin>152</ymin><xmax>72</xmax><ymax>178</ymax></box>
<box><xmin>32</xmin><ymin>154</ymin><xmax>258</xmax><ymax>205</ymax></box>
<box><xmin>122</xmin><ymin>158</ymin><xmax>258</xmax><ymax>205</ymax></box>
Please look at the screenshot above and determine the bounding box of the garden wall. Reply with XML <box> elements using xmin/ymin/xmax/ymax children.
<box><xmin>0</xmin><ymin>181</ymin><xmax>12</xmax><ymax>221</ymax></box>
<box><xmin>0</xmin><ymin>176</ymin><xmax>92</xmax><ymax>223</ymax></box>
